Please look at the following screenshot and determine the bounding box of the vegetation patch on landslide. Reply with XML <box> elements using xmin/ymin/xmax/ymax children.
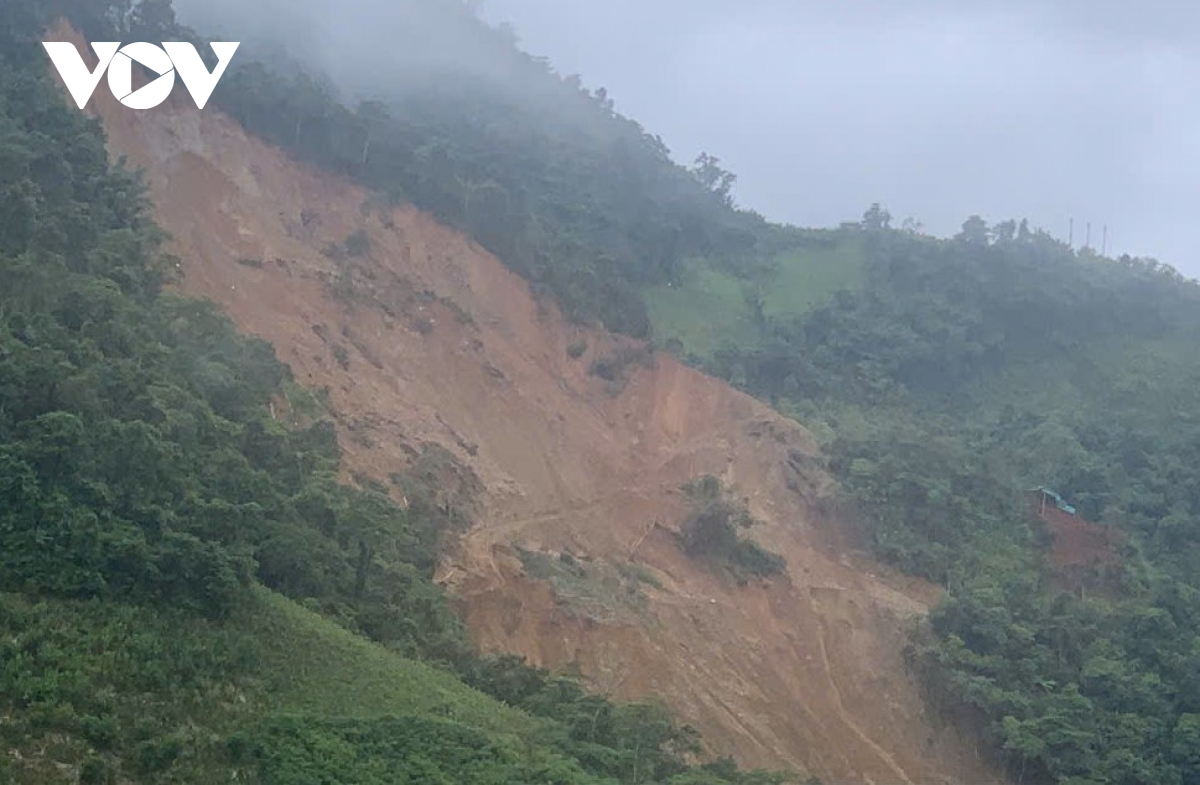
<box><xmin>679</xmin><ymin>476</ymin><xmax>786</xmax><ymax>585</ymax></box>
<box><xmin>517</xmin><ymin>548</ymin><xmax>657</xmax><ymax>622</ymax></box>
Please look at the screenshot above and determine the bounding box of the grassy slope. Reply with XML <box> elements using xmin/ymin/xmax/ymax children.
<box><xmin>251</xmin><ymin>588</ymin><xmax>540</xmax><ymax>734</ymax></box>
<box><xmin>644</xmin><ymin>266</ymin><xmax>759</xmax><ymax>359</ymax></box>
<box><xmin>645</xmin><ymin>239</ymin><xmax>866</xmax><ymax>360</ymax></box>
<box><xmin>763</xmin><ymin>240</ymin><xmax>867</xmax><ymax>318</ymax></box>
<box><xmin>0</xmin><ymin>587</ymin><xmax>579</xmax><ymax>784</ymax></box>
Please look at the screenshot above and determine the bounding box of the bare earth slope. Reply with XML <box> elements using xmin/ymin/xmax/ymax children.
<box><xmin>66</xmin><ymin>33</ymin><xmax>1001</xmax><ymax>784</ymax></box>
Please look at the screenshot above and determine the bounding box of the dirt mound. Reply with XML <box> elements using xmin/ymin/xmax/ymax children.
<box><xmin>1030</xmin><ymin>493</ymin><xmax>1122</xmax><ymax>593</ymax></box>
<box><xmin>59</xmin><ymin>26</ymin><xmax>1003</xmax><ymax>784</ymax></box>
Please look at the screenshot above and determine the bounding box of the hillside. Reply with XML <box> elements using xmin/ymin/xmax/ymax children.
<box><xmin>69</xmin><ymin>33</ymin><xmax>1000</xmax><ymax>783</ymax></box>
<box><xmin>18</xmin><ymin>0</ymin><xmax>1200</xmax><ymax>783</ymax></box>
<box><xmin>694</xmin><ymin>215</ymin><xmax>1200</xmax><ymax>785</ymax></box>
<box><xmin>8</xmin><ymin>4</ymin><xmax>814</xmax><ymax>781</ymax></box>
<box><xmin>2</xmin><ymin>586</ymin><xmax>600</xmax><ymax>782</ymax></box>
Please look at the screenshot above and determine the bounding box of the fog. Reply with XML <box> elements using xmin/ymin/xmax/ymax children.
<box><xmin>175</xmin><ymin>0</ymin><xmax>1200</xmax><ymax>272</ymax></box>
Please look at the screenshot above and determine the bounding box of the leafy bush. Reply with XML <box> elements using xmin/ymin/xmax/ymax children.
<box><xmin>679</xmin><ymin>477</ymin><xmax>786</xmax><ymax>582</ymax></box>
<box><xmin>238</xmin><ymin>715</ymin><xmax>599</xmax><ymax>785</ymax></box>
<box><xmin>589</xmin><ymin>343</ymin><xmax>655</xmax><ymax>392</ymax></box>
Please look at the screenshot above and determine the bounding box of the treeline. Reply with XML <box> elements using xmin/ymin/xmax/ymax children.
<box><xmin>57</xmin><ymin>0</ymin><xmax>817</xmax><ymax>342</ymax></box>
<box><xmin>0</xmin><ymin>1</ymin><xmax>789</xmax><ymax>782</ymax></box>
<box><xmin>121</xmin><ymin>0</ymin><xmax>774</xmax><ymax>338</ymax></box>
<box><xmin>707</xmin><ymin>211</ymin><xmax>1200</xmax><ymax>783</ymax></box>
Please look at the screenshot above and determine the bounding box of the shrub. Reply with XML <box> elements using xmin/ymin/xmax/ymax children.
<box><xmin>79</xmin><ymin>756</ymin><xmax>116</xmax><ymax>785</ymax></box>
<box><xmin>589</xmin><ymin>343</ymin><xmax>655</xmax><ymax>392</ymax></box>
<box><xmin>344</xmin><ymin>229</ymin><xmax>371</xmax><ymax>258</ymax></box>
<box><xmin>680</xmin><ymin>476</ymin><xmax>786</xmax><ymax>581</ymax></box>
<box><xmin>134</xmin><ymin>735</ymin><xmax>184</xmax><ymax>774</ymax></box>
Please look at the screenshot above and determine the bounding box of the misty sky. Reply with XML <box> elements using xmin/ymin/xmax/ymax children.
<box><xmin>477</xmin><ymin>0</ymin><xmax>1200</xmax><ymax>273</ymax></box>
<box><xmin>174</xmin><ymin>0</ymin><xmax>1200</xmax><ymax>274</ymax></box>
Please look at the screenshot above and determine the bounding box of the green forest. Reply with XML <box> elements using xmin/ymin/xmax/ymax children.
<box><xmin>711</xmin><ymin>216</ymin><xmax>1200</xmax><ymax>785</ymax></box>
<box><xmin>7</xmin><ymin>0</ymin><xmax>1200</xmax><ymax>783</ymax></box>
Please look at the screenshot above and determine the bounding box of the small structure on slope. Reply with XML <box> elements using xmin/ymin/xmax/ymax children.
<box><xmin>1027</xmin><ymin>487</ymin><xmax>1122</xmax><ymax>595</ymax></box>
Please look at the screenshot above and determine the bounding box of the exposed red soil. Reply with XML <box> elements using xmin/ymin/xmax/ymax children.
<box><xmin>56</xmin><ymin>25</ymin><xmax>1006</xmax><ymax>784</ymax></box>
<box><xmin>1030</xmin><ymin>494</ymin><xmax>1122</xmax><ymax>593</ymax></box>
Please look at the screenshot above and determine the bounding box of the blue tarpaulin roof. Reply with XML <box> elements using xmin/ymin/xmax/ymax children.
<box><xmin>1030</xmin><ymin>486</ymin><xmax>1077</xmax><ymax>516</ymax></box>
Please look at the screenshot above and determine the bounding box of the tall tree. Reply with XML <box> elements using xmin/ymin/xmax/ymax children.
<box><xmin>690</xmin><ymin>152</ymin><xmax>738</xmax><ymax>206</ymax></box>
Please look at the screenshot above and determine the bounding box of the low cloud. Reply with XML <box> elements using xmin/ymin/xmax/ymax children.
<box><xmin>173</xmin><ymin>0</ymin><xmax>1200</xmax><ymax>272</ymax></box>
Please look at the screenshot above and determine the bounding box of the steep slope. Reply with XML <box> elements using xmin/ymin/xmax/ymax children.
<box><xmin>68</xmin><ymin>43</ymin><xmax>1000</xmax><ymax>785</ymax></box>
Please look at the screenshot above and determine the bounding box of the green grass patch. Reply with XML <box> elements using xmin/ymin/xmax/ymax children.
<box><xmin>645</xmin><ymin>239</ymin><xmax>866</xmax><ymax>362</ymax></box>
<box><xmin>645</xmin><ymin>266</ymin><xmax>760</xmax><ymax>360</ymax></box>
<box><xmin>762</xmin><ymin>239</ymin><xmax>866</xmax><ymax>318</ymax></box>
<box><xmin>248</xmin><ymin>588</ymin><xmax>539</xmax><ymax>736</ymax></box>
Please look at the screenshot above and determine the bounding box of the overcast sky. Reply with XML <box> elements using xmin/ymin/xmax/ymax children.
<box><xmin>475</xmin><ymin>0</ymin><xmax>1200</xmax><ymax>273</ymax></box>
<box><xmin>173</xmin><ymin>0</ymin><xmax>1200</xmax><ymax>274</ymax></box>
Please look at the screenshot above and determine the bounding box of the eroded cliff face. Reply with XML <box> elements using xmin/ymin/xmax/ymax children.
<box><xmin>61</xmin><ymin>25</ymin><xmax>1001</xmax><ymax>783</ymax></box>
